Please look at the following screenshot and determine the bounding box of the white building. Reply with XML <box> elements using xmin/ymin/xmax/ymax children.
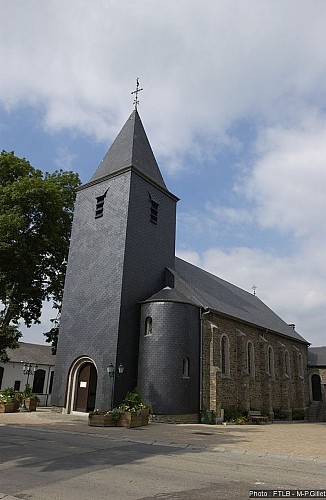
<box><xmin>0</xmin><ymin>342</ymin><xmax>55</xmax><ymax>406</ymax></box>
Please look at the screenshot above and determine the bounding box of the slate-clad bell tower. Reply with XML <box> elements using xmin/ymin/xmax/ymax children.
<box><xmin>51</xmin><ymin>110</ymin><xmax>178</xmax><ymax>412</ymax></box>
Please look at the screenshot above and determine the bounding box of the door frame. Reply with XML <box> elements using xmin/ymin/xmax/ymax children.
<box><xmin>66</xmin><ymin>356</ymin><xmax>97</xmax><ymax>414</ymax></box>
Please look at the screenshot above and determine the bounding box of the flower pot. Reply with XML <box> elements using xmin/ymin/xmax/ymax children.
<box><xmin>141</xmin><ymin>408</ymin><xmax>150</xmax><ymax>426</ymax></box>
<box><xmin>117</xmin><ymin>411</ymin><xmax>143</xmax><ymax>428</ymax></box>
<box><xmin>25</xmin><ymin>399</ymin><xmax>37</xmax><ymax>412</ymax></box>
<box><xmin>13</xmin><ymin>399</ymin><xmax>20</xmax><ymax>411</ymax></box>
<box><xmin>0</xmin><ymin>402</ymin><xmax>15</xmax><ymax>413</ymax></box>
<box><xmin>88</xmin><ymin>414</ymin><xmax>117</xmax><ymax>427</ymax></box>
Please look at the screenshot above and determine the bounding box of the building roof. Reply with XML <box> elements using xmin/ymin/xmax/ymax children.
<box><xmin>5</xmin><ymin>342</ymin><xmax>55</xmax><ymax>366</ymax></box>
<box><xmin>88</xmin><ymin>110</ymin><xmax>167</xmax><ymax>190</ymax></box>
<box><xmin>142</xmin><ymin>286</ymin><xmax>198</xmax><ymax>306</ymax></box>
<box><xmin>168</xmin><ymin>257</ymin><xmax>309</xmax><ymax>344</ymax></box>
<box><xmin>308</xmin><ymin>347</ymin><xmax>326</xmax><ymax>366</ymax></box>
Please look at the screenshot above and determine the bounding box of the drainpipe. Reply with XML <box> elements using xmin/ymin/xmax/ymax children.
<box><xmin>200</xmin><ymin>307</ymin><xmax>210</xmax><ymax>421</ymax></box>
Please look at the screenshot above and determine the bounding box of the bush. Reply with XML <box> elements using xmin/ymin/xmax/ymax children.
<box><xmin>292</xmin><ymin>409</ymin><xmax>305</xmax><ymax>420</ymax></box>
<box><xmin>224</xmin><ymin>406</ymin><xmax>248</xmax><ymax>422</ymax></box>
<box><xmin>260</xmin><ymin>407</ymin><xmax>270</xmax><ymax>417</ymax></box>
<box><xmin>273</xmin><ymin>407</ymin><xmax>287</xmax><ymax>420</ymax></box>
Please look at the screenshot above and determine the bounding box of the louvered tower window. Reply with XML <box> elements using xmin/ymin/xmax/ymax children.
<box><xmin>150</xmin><ymin>200</ymin><xmax>159</xmax><ymax>224</ymax></box>
<box><xmin>95</xmin><ymin>191</ymin><xmax>108</xmax><ymax>219</ymax></box>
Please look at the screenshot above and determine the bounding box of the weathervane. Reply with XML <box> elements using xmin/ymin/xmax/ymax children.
<box><xmin>252</xmin><ymin>284</ymin><xmax>257</xmax><ymax>296</ymax></box>
<box><xmin>131</xmin><ymin>78</ymin><xmax>143</xmax><ymax>110</ymax></box>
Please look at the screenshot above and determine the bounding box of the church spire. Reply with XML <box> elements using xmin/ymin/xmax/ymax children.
<box><xmin>88</xmin><ymin>110</ymin><xmax>167</xmax><ymax>190</ymax></box>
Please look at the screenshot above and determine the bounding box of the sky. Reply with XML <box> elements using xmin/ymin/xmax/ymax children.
<box><xmin>1</xmin><ymin>0</ymin><xmax>326</xmax><ymax>347</ymax></box>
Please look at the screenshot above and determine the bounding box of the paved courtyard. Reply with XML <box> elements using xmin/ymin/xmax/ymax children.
<box><xmin>1</xmin><ymin>409</ymin><xmax>325</xmax><ymax>461</ymax></box>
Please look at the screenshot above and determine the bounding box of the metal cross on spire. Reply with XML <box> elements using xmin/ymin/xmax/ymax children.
<box><xmin>131</xmin><ymin>78</ymin><xmax>143</xmax><ymax>110</ymax></box>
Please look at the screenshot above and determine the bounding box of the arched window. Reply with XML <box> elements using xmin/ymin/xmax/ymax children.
<box><xmin>311</xmin><ymin>374</ymin><xmax>322</xmax><ymax>401</ymax></box>
<box><xmin>221</xmin><ymin>335</ymin><xmax>230</xmax><ymax>376</ymax></box>
<box><xmin>247</xmin><ymin>342</ymin><xmax>255</xmax><ymax>377</ymax></box>
<box><xmin>183</xmin><ymin>357</ymin><xmax>190</xmax><ymax>378</ymax></box>
<box><xmin>145</xmin><ymin>317</ymin><xmax>152</xmax><ymax>336</ymax></box>
<box><xmin>284</xmin><ymin>350</ymin><xmax>290</xmax><ymax>377</ymax></box>
<box><xmin>48</xmin><ymin>371</ymin><xmax>54</xmax><ymax>394</ymax></box>
<box><xmin>298</xmin><ymin>353</ymin><xmax>304</xmax><ymax>379</ymax></box>
<box><xmin>0</xmin><ymin>366</ymin><xmax>4</xmax><ymax>390</ymax></box>
<box><xmin>267</xmin><ymin>346</ymin><xmax>274</xmax><ymax>376</ymax></box>
<box><xmin>32</xmin><ymin>369</ymin><xmax>46</xmax><ymax>394</ymax></box>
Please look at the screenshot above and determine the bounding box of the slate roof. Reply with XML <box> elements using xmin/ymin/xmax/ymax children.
<box><xmin>5</xmin><ymin>342</ymin><xmax>55</xmax><ymax>365</ymax></box>
<box><xmin>142</xmin><ymin>286</ymin><xmax>198</xmax><ymax>306</ymax></box>
<box><xmin>308</xmin><ymin>347</ymin><xmax>326</xmax><ymax>366</ymax></box>
<box><xmin>88</xmin><ymin>110</ymin><xmax>167</xmax><ymax>190</ymax></box>
<box><xmin>165</xmin><ymin>257</ymin><xmax>309</xmax><ymax>344</ymax></box>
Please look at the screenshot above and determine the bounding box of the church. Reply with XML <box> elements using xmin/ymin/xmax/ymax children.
<box><xmin>51</xmin><ymin>107</ymin><xmax>312</xmax><ymax>422</ymax></box>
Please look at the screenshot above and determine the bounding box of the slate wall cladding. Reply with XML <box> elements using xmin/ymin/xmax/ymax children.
<box><xmin>138</xmin><ymin>301</ymin><xmax>200</xmax><ymax>414</ymax></box>
<box><xmin>52</xmin><ymin>168</ymin><xmax>177</xmax><ymax>410</ymax></box>
<box><xmin>51</xmin><ymin>173</ymin><xmax>131</xmax><ymax>409</ymax></box>
<box><xmin>202</xmin><ymin>313</ymin><xmax>309</xmax><ymax>416</ymax></box>
<box><xmin>114</xmin><ymin>171</ymin><xmax>177</xmax><ymax>404</ymax></box>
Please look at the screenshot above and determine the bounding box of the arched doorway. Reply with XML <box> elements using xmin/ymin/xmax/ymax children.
<box><xmin>74</xmin><ymin>362</ymin><xmax>97</xmax><ymax>412</ymax></box>
<box><xmin>311</xmin><ymin>374</ymin><xmax>322</xmax><ymax>401</ymax></box>
<box><xmin>66</xmin><ymin>357</ymin><xmax>98</xmax><ymax>414</ymax></box>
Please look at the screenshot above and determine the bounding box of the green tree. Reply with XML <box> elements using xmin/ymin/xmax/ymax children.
<box><xmin>0</xmin><ymin>150</ymin><xmax>81</xmax><ymax>361</ymax></box>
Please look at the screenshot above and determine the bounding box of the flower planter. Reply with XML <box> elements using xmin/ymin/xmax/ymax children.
<box><xmin>25</xmin><ymin>399</ymin><xmax>37</xmax><ymax>412</ymax></box>
<box><xmin>117</xmin><ymin>411</ymin><xmax>145</xmax><ymax>428</ymax></box>
<box><xmin>88</xmin><ymin>414</ymin><xmax>117</xmax><ymax>427</ymax></box>
<box><xmin>141</xmin><ymin>408</ymin><xmax>150</xmax><ymax>426</ymax></box>
<box><xmin>13</xmin><ymin>399</ymin><xmax>20</xmax><ymax>412</ymax></box>
<box><xmin>0</xmin><ymin>402</ymin><xmax>15</xmax><ymax>413</ymax></box>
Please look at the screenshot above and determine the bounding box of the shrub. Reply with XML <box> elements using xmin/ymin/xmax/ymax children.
<box><xmin>273</xmin><ymin>407</ymin><xmax>287</xmax><ymax>420</ymax></box>
<box><xmin>224</xmin><ymin>406</ymin><xmax>248</xmax><ymax>422</ymax></box>
<box><xmin>292</xmin><ymin>409</ymin><xmax>305</xmax><ymax>420</ymax></box>
<box><xmin>260</xmin><ymin>407</ymin><xmax>270</xmax><ymax>417</ymax></box>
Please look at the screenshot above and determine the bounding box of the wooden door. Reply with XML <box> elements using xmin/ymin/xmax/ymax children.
<box><xmin>74</xmin><ymin>363</ymin><xmax>97</xmax><ymax>412</ymax></box>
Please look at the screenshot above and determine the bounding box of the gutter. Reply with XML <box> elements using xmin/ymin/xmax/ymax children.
<box><xmin>199</xmin><ymin>307</ymin><xmax>210</xmax><ymax>420</ymax></box>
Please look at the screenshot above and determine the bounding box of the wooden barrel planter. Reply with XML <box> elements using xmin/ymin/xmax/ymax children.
<box><xmin>117</xmin><ymin>410</ymin><xmax>149</xmax><ymax>428</ymax></box>
<box><xmin>0</xmin><ymin>402</ymin><xmax>15</xmax><ymax>413</ymax></box>
<box><xmin>25</xmin><ymin>399</ymin><xmax>37</xmax><ymax>412</ymax></box>
<box><xmin>88</xmin><ymin>414</ymin><xmax>117</xmax><ymax>427</ymax></box>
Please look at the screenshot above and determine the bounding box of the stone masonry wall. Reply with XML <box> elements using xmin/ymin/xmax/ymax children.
<box><xmin>202</xmin><ymin>313</ymin><xmax>310</xmax><ymax>419</ymax></box>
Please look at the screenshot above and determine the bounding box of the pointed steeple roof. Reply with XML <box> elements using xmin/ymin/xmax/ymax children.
<box><xmin>88</xmin><ymin>110</ymin><xmax>167</xmax><ymax>190</ymax></box>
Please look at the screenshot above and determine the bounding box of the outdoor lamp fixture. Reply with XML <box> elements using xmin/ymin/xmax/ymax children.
<box><xmin>22</xmin><ymin>362</ymin><xmax>38</xmax><ymax>386</ymax></box>
<box><xmin>106</xmin><ymin>363</ymin><xmax>124</xmax><ymax>409</ymax></box>
<box><xmin>20</xmin><ymin>362</ymin><xmax>38</xmax><ymax>412</ymax></box>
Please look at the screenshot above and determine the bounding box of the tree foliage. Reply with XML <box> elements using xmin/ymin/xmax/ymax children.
<box><xmin>0</xmin><ymin>150</ymin><xmax>81</xmax><ymax>361</ymax></box>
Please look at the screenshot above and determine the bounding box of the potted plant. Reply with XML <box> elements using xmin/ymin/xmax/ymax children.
<box><xmin>20</xmin><ymin>384</ymin><xmax>40</xmax><ymax>412</ymax></box>
<box><xmin>116</xmin><ymin>389</ymin><xmax>150</xmax><ymax>428</ymax></box>
<box><xmin>88</xmin><ymin>408</ymin><xmax>120</xmax><ymax>427</ymax></box>
<box><xmin>0</xmin><ymin>388</ymin><xmax>16</xmax><ymax>413</ymax></box>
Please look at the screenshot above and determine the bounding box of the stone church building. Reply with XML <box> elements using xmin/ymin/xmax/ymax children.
<box><xmin>51</xmin><ymin>109</ymin><xmax>311</xmax><ymax>421</ymax></box>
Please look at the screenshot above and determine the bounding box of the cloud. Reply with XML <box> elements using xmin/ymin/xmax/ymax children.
<box><xmin>2</xmin><ymin>1</ymin><xmax>326</xmax><ymax>347</ymax></box>
<box><xmin>177</xmin><ymin>245</ymin><xmax>326</xmax><ymax>346</ymax></box>
<box><xmin>1</xmin><ymin>1</ymin><xmax>326</xmax><ymax>169</ymax></box>
<box><xmin>244</xmin><ymin>114</ymin><xmax>326</xmax><ymax>238</ymax></box>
